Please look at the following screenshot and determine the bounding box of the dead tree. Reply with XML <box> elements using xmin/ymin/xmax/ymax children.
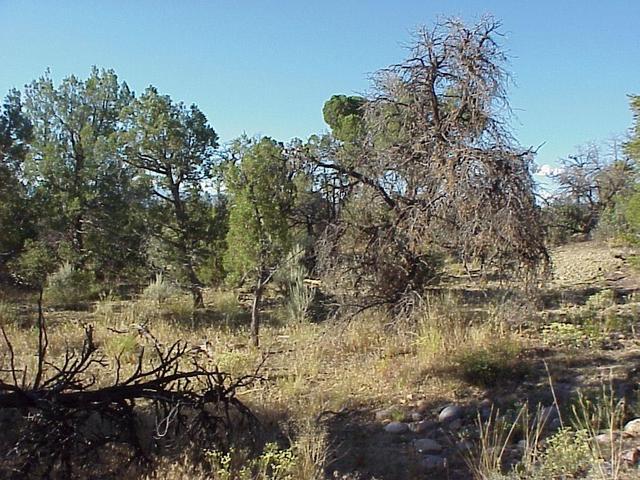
<box><xmin>0</xmin><ymin>302</ymin><xmax>261</xmax><ymax>479</ymax></box>
<box><xmin>546</xmin><ymin>140</ymin><xmax>635</xmax><ymax>239</ymax></box>
<box><xmin>311</xmin><ymin>17</ymin><xmax>549</xmax><ymax>313</ymax></box>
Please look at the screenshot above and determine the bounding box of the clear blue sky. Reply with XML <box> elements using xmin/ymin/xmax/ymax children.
<box><xmin>1</xmin><ymin>0</ymin><xmax>638</xmax><ymax>172</ymax></box>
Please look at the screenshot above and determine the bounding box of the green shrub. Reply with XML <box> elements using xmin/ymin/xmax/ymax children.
<box><xmin>210</xmin><ymin>289</ymin><xmax>245</xmax><ymax>323</ymax></box>
<box><xmin>141</xmin><ymin>273</ymin><xmax>180</xmax><ymax>304</ymax></box>
<box><xmin>536</xmin><ymin>428</ymin><xmax>592</xmax><ymax>478</ymax></box>
<box><xmin>8</xmin><ymin>239</ymin><xmax>57</xmax><ymax>287</ymax></box>
<box><xmin>163</xmin><ymin>295</ymin><xmax>195</xmax><ymax>322</ymax></box>
<box><xmin>206</xmin><ymin>442</ymin><xmax>297</xmax><ymax>480</ymax></box>
<box><xmin>596</xmin><ymin>188</ymin><xmax>640</xmax><ymax>246</ymax></box>
<box><xmin>584</xmin><ymin>290</ymin><xmax>616</xmax><ymax>312</ymax></box>
<box><xmin>105</xmin><ymin>334</ymin><xmax>138</xmax><ymax>361</ymax></box>
<box><xmin>547</xmin><ymin>289</ymin><xmax>631</xmax><ymax>344</ymax></box>
<box><xmin>541</xmin><ymin>322</ymin><xmax>602</xmax><ymax>349</ymax></box>
<box><xmin>454</xmin><ymin>340</ymin><xmax>525</xmax><ymax>387</ymax></box>
<box><xmin>0</xmin><ymin>301</ymin><xmax>17</xmax><ymax>325</ymax></box>
<box><xmin>44</xmin><ymin>262</ymin><xmax>97</xmax><ymax>307</ymax></box>
<box><xmin>622</xmin><ymin>189</ymin><xmax>640</xmax><ymax>244</ymax></box>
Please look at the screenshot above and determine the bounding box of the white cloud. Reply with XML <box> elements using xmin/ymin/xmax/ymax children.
<box><xmin>535</xmin><ymin>164</ymin><xmax>564</xmax><ymax>177</ymax></box>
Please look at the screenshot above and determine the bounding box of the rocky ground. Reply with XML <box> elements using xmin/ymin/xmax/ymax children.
<box><xmin>2</xmin><ymin>240</ymin><xmax>640</xmax><ymax>479</ymax></box>
<box><xmin>324</xmin><ymin>241</ymin><xmax>640</xmax><ymax>479</ymax></box>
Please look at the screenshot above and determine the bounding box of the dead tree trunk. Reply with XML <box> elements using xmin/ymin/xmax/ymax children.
<box><xmin>250</xmin><ymin>270</ymin><xmax>267</xmax><ymax>347</ymax></box>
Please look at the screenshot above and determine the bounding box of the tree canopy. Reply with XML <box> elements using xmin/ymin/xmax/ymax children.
<box><xmin>309</xmin><ymin>17</ymin><xmax>549</xmax><ymax>312</ymax></box>
<box><xmin>0</xmin><ymin>90</ymin><xmax>33</xmax><ymax>267</ymax></box>
<box><xmin>224</xmin><ymin>137</ymin><xmax>295</xmax><ymax>344</ymax></box>
<box><xmin>626</xmin><ymin>95</ymin><xmax>640</xmax><ymax>162</ymax></box>
<box><xmin>121</xmin><ymin>86</ymin><xmax>219</xmax><ymax>306</ymax></box>
<box><xmin>22</xmin><ymin>68</ymin><xmax>142</xmax><ymax>273</ymax></box>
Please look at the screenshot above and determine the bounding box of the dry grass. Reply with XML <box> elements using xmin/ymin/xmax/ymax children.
<box><xmin>0</xmin><ymin>286</ymin><xmax>518</xmax><ymax>477</ymax></box>
<box><xmin>2</xmin><ymin>241</ymin><xmax>640</xmax><ymax>478</ymax></box>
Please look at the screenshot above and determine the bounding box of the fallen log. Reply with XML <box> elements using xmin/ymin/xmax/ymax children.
<box><xmin>0</xmin><ymin>302</ymin><xmax>262</xmax><ymax>479</ymax></box>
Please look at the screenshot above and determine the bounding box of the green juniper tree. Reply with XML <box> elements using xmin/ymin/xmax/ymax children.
<box><xmin>224</xmin><ymin>137</ymin><xmax>295</xmax><ymax>346</ymax></box>
<box><xmin>322</xmin><ymin>95</ymin><xmax>366</xmax><ymax>144</ymax></box>
<box><xmin>121</xmin><ymin>86</ymin><xmax>218</xmax><ymax>307</ymax></box>
<box><xmin>0</xmin><ymin>90</ymin><xmax>34</xmax><ymax>269</ymax></box>
<box><xmin>22</xmin><ymin>68</ymin><xmax>144</xmax><ymax>276</ymax></box>
<box><xmin>626</xmin><ymin>95</ymin><xmax>640</xmax><ymax>162</ymax></box>
<box><xmin>614</xmin><ymin>95</ymin><xmax>640</xmax><ymax>241</ymax></box>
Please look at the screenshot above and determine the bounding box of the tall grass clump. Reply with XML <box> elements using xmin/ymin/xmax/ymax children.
<box><xmin>288</xmin><ymin>420</ymin><xmax>330</xmax><ymax>480</ymax></box>
<box><xmin>570</xmin><ymin>383</ymin><xmax>626</xmax><ymax>479</ymax></box>
<box><xmin>276</xmin><ymin>246</ymin><xmax>315</xmax><ymax>323</ymax></box>
<box><xmin>285</xmin><ymin>265</ymin><xmax>315</xmax><ymax>323</ymax></box>
<box><xmin>142</xmin><ymin>273</ymin><xmax>179</xmax><ymax>304</ymax></box>
<box><xmin>466</xmin><ymin>404</ymin><xmax>585</xmax><ymax>480</ymax></box>
<box><xmin>44</xmin><ymin>262</ymin><xmax>97</xmax><ymax>307</ymax></box>
<box><xmin>94</xmin><ymin>290</ymin><xmax>119</xmax><ymax>320</ymax></box>
<box><xmin>414</xmin><ymin>293</ymin><xmax>524</xmax><ymax>385</ymax></box>
<box><xmin>454</xmin><ymin>339</ymin><xmax>525</xmax><ymax>387</ymax></box>
<box><xmin>466</xmin><ymin>406</ymin><xmax>527</xmax><ymax>479</ymax></box>
<box><xmin>139</xmin><ymin>274</ymin><xmax>195</xmax><ymax>323</ymax></box>
<box><xmin>0</xmin><ymin>301</ymin><xmax>17</xmax><ymax>325</ymax></box>
<box><xmin>203</xmin><ymin>421</ymin><xmax>329</xmax><ymax>480</ymax></box>
<box><xmin>209</xmin><ymin>289</ymin><xmax>245</xmax><ymax>323</ymax></box>
<box><xmin>468</xmin><ymin>381</ymin><xmax>628</xmax><ymax>480</ymax></box>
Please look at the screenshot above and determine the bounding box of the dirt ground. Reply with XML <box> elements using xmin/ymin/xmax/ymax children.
<box><xmin>323</xmin><ymin>241</ymin><xmax>640</xmax><ymax>479</ymax></box>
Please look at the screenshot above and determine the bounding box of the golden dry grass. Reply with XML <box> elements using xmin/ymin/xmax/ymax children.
<box><xmin>2</xmin><ymin>241</ymin><xmax>640</xmax><ymax>479</ymax></box>
<box><xmin>0</xmin><ymin>287</ymin><xmax>516</xmax><ymax>478</ymax></box>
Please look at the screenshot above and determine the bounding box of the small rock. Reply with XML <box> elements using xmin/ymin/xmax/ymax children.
<box><xmin>622</xmin><ymin>447</ymin><xmax>640</xmax><ymax>465</ymax></box>
<box><xmin>541</xmin><ymin>405</ymin><xmax>559</xmax><ymax>419</ymax></box>
<box><xmin>384</xmin><ymin>421</ymin><xmax>409</xmax><ymax>434</ymax></box>
<box><xmin>548</xmin><ymin>418</ymin><xmax>562</xmax><ymax>431</ymax></box>
<box><xmin>541</xmin><ymin>406</ymin><xmax>560</xmax><ymax>426</ymax></box>
<box><xmin>574</xmin><ymin>374</ymin><xmax>588</xmax><ymax>385</ymax></box>
<box><xmin>624</xmin><ymin>418</ymin><xmax>640</xmax><ymax>436</ymax></box>
<box><xmin>410</xmin><ymin>411</ymin><xmax>423</xmax><ymax>422</ymax></box>
<box><xmin>439</xmin><ymin>405</ymin><xmax>463</xmax><ymax>423</ymax></box>
<box><xmin>375</xmin><ymin>409</ymin><xmax>390</xmax><ymax>421</ymax></box>
<box><xmin>421</xmin><ymin>454</ymin><xmax>446</xmax><ymax>471</ymax></box>
<box><xmin>375</xmin><ymin>407</ymin><xmax>403</xmax><ymax>422</ymax></box>
<box><xmin>409</xmin><ymin>419</ymin><xmax>438</xmax><ymax>434</ymax></box>
<box><xmin>416</xmin><ymin>399</ymin><xmax>430</xmax><ymax>414</ymax></box>
<box><xmin>456</xmin><ymin>439</ymin><xmax>474</xmax><ymax>452</ymax></box>
<box><xmin>447</xmin><ymin>419</ymin><xmax>463</xmax><ymax>431</ymax></box>
<box><xmin>594</xmin><ymin>432</ymin><xmax>620</xmax><ymax>444</ymax></box>
<box><xmin>414</xmin><ymin>438</ymin><xmax>442</xmax><ymax>453</ymax></box>
<box><xmin>552</xmin><ymin>382</ymin><xmax>574</xmax><ymax>400</ymax></box>
<box><xmin>478</xmin><ymin>399</ymin><xmax>493</xmax><ymax>418</ymax></box>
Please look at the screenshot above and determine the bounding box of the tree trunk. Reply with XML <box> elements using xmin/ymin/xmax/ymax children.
<box><xmin>169</xmin><ymin>181</ymin><xmax>204</xmax><ymax>309</ymax></box>
<box><xmin>72</xmin><ymin>214</ymin><xmax>85</xmax><ymax>268</ymax></box>
<box><xmin>188</xmin><ymin>270</ymin><xmax>204</xmax><ymax>309</ymax></box>
<box><xmin>250</xmin><ymin>279</ymin><xmax>264</xmax><ymax>347</ymax></box>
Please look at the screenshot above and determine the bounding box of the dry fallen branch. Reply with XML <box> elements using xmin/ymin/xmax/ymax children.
<box><xmin>0</xmin><ymin>299</ymin><xmax>262</xmax><ymax>479</ymax></box>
